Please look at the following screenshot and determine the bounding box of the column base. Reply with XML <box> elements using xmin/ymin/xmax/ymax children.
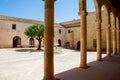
<box><xmin>55</xmin><ymin>77</ymin><xmax>60</xmax><ymax>80</ymax></box>
<box><xmin>97</xmin><ymin>59</ymin><xmax>103</xmax><ymax>62</ymax></box>
<box><xmin>80</xmin><ymin>66</ymin><xmax>90</xmax><ymax>69</ymax></box>
<box><xmin>116</xmin><ymin>52</ymin><xmax>120</xmax><ymax>54</ymax></box>
<box><xmin>43</xmin><ymin>77</ymin><xmax>60</xmax><ymax>80</ymax></box>
<box><xmin>113</xmin><ymin>53</ymin><xmax>117</xmax><ymax>55</ymax></box>
<box><xmin>107</xmin><ymin>55</ymin><xmax>112</xmax><ymax>58</ymax></box>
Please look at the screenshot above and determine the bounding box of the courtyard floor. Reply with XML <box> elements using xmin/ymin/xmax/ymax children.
<box><xmin>0</xmin><ymin>48</ymin><xmax>120</xmax><ymax>80</ymax></box>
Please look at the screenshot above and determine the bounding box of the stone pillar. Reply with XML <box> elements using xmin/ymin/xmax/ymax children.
<box><xmin>106</xmin><ymin>24</ymin><xmax>111</xmax><ymax>57</ymax></box>
<box><xmin>112</xmin><ymin>15</ymin><xmax>116</xmax><ymax>55</ymax></box>
<box><xmin>116</xmin><ymin>17</ymin><xmax>120</xmax><ymax>54</ymax></box>
<box><xmin>79</xmin><ymin>0</ymin><xmax>88</xmax><ymax>68</ymax></box>
<box><xmin>106</xmin><ymin>11</ymin><xmax>111</xmax><ymax>57</ymax></box>
<box><xmin>44</xmin><ymin>0</ymin><xmax>55</xmax><ymax>80</ymax></box>
<box><xmin>96</xmin><ymin>7</ymin><xmax>102</xmax><ymax>61</ymax></box>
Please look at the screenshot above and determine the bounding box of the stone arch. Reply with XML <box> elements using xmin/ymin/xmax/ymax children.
<box><xmin>110</xmin><ymin>11</ymin><xmax>116</xmax><ymax>28</ymax></box>
<box><xmin>13</xmin><ymin>36</ymin><xmax>21</xmax><ymax>48</ymax></box>
<box><xmin>100</xmin><ymin>4</ymin><xmax>109</xmax><ymax>14</ymax></box>
<box><xmin>93</xmin><ymin>0</ymin><xmax>102</xmax><ymax>12</ymax></box>
<box><xmin>29</xmin><ymin>38</ymin><xmax>34</xmax><ymax>47</ymax></box>
<box><xmin>100</xmin><ymin>4</ymin><xmax>110</xmax><ymax>20</ymax></box>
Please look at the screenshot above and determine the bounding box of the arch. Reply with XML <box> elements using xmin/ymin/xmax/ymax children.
<box><xmin>93</xmin><ymin>0</ymin><xmax>102</xmax><ymax>12</ymax></box>
<box><xmin>101</xmin><ymin>4</ymin><xmax>109</xmax><ymax>20</ymax></box>
<box><xmin>77</xmin><ymin>41</ymin><xmax>80</xmax><ymax>50</ymax></box>
<box><xmin>29</xmin><ymin>38</ymin><xmax>34</xmax><ymax>47</ymax></box>
<box><xmin>110</xmin><ymin>11</ymin><xmax>116</xmax><ymax>28</ymax></box>
<box><xmin>100</xmin><ymin>4</ymin><xmax>108</xmax><ymax>13</ymax></box>
<box><xmin>101</xmin><ymin>4</ymin><xmax>110</xmax><ymax>25</ymax></box>
<box><xmin>58</xmin><ymin>39</ymin><xmax>61</xmax><ymax>47</ymax></box>
<box><xmin>13</xmin><ymin>36</ymin><xmax>21</xmax><ymax>48</ymax></box>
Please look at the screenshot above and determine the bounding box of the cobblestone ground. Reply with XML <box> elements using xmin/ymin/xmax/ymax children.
<box><xmin>0</xmin><ymin>48</ymin><xmax>106</xmax><ymax>80</ymax></box>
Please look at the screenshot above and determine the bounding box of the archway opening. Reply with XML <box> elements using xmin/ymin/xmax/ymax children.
<box><xmin>77</xmin><ymin>41</ymin><xmax>80</xmax><ymax>50</ymax></box>
<box><xmin>13</xmin><ymin>36</ymin><xmax>21</xmax><ymax>48</ymax></box>
<box><xmin>29</xmin><ymin>38</ymin><xmax>34</xmax><ymax>47</ymax></box>
<box><xmin>58</xmin><ymin>39</ymin><xmax>61</xmax><ymax>47</ymax></box>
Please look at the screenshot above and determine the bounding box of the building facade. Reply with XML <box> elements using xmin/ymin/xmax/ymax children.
<box><xmin>0</xmin><ymin>12</ymin><xmax>113</xmax><ymax>50</ymax></box>
<box><xmin>61</xmin><ymin>12</ymin><xmax>110</xmax><ymax>51</ymax></box>
<box><xmin>0</xmin><ymin>15</ymin><xmax>66</xmax><ymax>48</ymax></box>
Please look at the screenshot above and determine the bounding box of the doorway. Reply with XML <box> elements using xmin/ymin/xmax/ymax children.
<box><xmin>13</xmin><ymin>36</ymin><xmax>21</xmax><ymax>48</ymax></box>
<box><xmin>29</xmin><ymin>38</ymin><xmax>34</xmax><ymax>47</ymax></box>
<box><xmin>77</xmin><ymin>41</ymin><xmax>80</xmax><ymax>50</ymax></box>
<box><xmin>58</xmin><ymin>39</ymin><xmax>61</xmax><ymax>47</ymax></box>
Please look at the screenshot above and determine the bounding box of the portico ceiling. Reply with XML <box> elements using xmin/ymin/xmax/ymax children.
<box><xmin>109</xmin><ymin>0</ymin><xmax>120</xmax><ymax>14</ymax></box>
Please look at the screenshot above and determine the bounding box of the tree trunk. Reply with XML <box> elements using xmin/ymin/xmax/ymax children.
<box><xmin>37</xmin><ymin>39</ymin><xmax>41</xmax><ymax>50</ymax></box>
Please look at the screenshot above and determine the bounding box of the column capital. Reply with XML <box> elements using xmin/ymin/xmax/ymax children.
<box><xmin>106</xmin><ymin>24</ymin><xmax>111</xmax><ymax>29</ymax></box>
<box><xmin>116</xmin><ymin>29</ymin><xmax>119</xmax><ymax>31</ymax></box>
<box><xmin>112</xmin><ymin>27</ymin><xmax>116</xmax><ymax>31</ymax></box>
<box><xmin>96</xmin><ymin>27</ymin><xmax>101</xmax><ymax>32</ymax></box>
<box><xmin>97</xmin><ymin>19</ymin><xmax>101</xmax><ymax>23</ymax></box>
<box><xmin>108</xmin><ymin>24</ymin><xmax>111</xmax><ymax>27</ymax></box>
<box><xmin>78</xmin><ymin>12</ymin><xmax>80</xmax><ymax>16</ymax></box>
<box><xmin>95</xmin><ymin>19</ymin><xmax>102</xmax><ymax>24</ymax></box>
<box><xmin>96</xmin><ymin>8</ymin><xmax>101</xmax><ymax>13</ymax></box>
<box><xmin>79</xmin><ymin>11</ymin><xmax>88</xmax><ymax>16</ymax></box>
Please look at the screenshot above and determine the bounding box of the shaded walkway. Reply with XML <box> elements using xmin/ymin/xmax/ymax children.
<box><xmin>55</xmin><ymin>54</ymin><xmax>120</xmax><ymax>80</ymax></box>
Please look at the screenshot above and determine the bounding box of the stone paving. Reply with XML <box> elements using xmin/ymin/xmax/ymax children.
<box><xmin>0</xmin><ymin>48</ymin><xmax>119</xmax><ymax>80</ymax></box>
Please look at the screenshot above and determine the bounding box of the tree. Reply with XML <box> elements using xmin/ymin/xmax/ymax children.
<box><xmin>24</xmin><ymin>24</ymin><xmax>44</xmax><ymax>50</ymax></box>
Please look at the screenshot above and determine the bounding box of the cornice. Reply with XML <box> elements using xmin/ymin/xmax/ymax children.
<box><xmin>0</xmin><ymin>15</ymin><xmax>44</xmax><ymax>24</ymax></box>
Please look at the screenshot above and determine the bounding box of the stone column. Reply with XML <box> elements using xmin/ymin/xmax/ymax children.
<box><xmin>112</xmin><ymin>15</ymin><xmax>116</xmax><ymax>55</ymax></box>
<box><xmin>44</xmin><ymin>0</ymin><xmax>55</xmax><ymax>80</ymax></box>
<box><xmin>106</xmin><ymin>24</ymin><xmax>111</xmax><ymax>57</ymax></box>
<box><xmin>96</xmin><ymin>7</ymin><xmax>102</xmax><ymax>61</ymax></box>
<box><xmin>79</xmin><ymin>0</ymin><xmax>88</xmax><ymax>68</ymax></box>
<box><xmin>106</xmin><ymin>11</ymin><xmax>111</xmax><ymax>57</ymax></box>
<box><xmin>116</xmin><ymin>17</ymin><xmax>119</xmax><ymax>54</ymax></box>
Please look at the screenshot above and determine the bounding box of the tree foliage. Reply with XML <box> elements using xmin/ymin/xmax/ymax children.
<box><xmin>24</xmin><ymin>24</ymin><xmax>44</xmax><ymax>50</ymax></box>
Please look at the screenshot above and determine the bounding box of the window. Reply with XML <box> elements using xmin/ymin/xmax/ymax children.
<box><xmin>68</xmin><ymin>30</ymin><xmax>71</xmax><ymax>33</ymax></box>
<box><xmin>12</xmin><ymin>24</ymin><xmax>16</xmax><ymax>30</ymax></box>
<box><xmin>93</xmin><ymin>39</ymin><xmax>97</xmax><ymax>48</ymax></box>
<box><xmin>59</xmin><ymin>29</ymin><xmax>61</xmax><ymax>34</ymax></box>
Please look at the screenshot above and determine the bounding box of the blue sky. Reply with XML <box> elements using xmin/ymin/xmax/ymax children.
<box><xmin>0</xmin><ymin>0</ymin><xmax>95</xmax><ymax>23</ymax></box>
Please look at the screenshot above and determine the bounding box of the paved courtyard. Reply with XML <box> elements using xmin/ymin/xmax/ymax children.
<box><xmin>0</xmin><ymin>48</ymin><xmax>120</xmax><ymax>80</ymax></box>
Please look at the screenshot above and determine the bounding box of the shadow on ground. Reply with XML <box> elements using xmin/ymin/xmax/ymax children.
<box><xmin>15</xmin><ymin>48</ymin><xmax>63</xmax><ymax>55</ymax></box>
<box><xmin>15</xmin><ymin>49</ymin><xmax>44</xmax><ymax>52</ymax></box>
<box><xmin>55</xmin><ymin>54</ymin><xmax>120</xmax><ymax>80</ymax></box>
